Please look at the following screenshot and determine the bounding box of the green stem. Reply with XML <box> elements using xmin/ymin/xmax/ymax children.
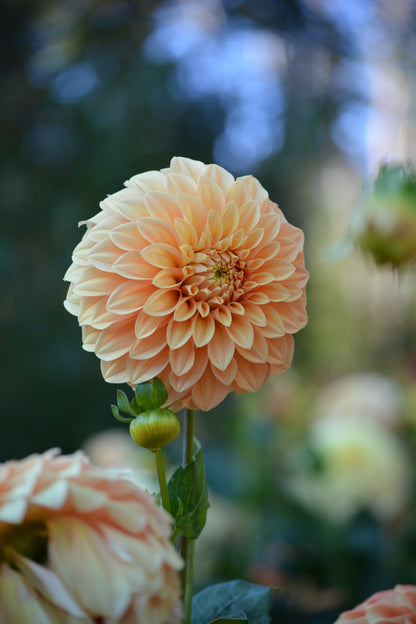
<box><xmin>183</xmin><ymin>408</ymin><xmax>195</xmax><ymax>465</ymax></box>
<box><xmin>181</xmin><ymin>408</ymin><xmax>195</xmax><ymax>624</ymax></box>
<box><xmin>154</xmin><ymin>449</ymin><xmax>171</xmax><ymax>515</ymax></box>
<box><xmin>184</xmin><ymin>539</ymin><xmax>194</xmax><ymax>624</ymax></box>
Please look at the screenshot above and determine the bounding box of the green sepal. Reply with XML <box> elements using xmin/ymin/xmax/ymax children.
<box><xmin>116</xmin><ymin>389</ymin><xmax>139</xmax><ymax>416</ymax></box>
<box><xmin>111</xmin><ymin>404</ymin><xmax>134</xmax><ymax>423</ymax></box>
<box><xmin>168</xmin><ymin>439</ymin><xmax>209</xmax><ymax>540</ymax></box>
<box><xmin>373</xmin><ymin>163</ymin><xmax>416</xmax><ymax>200</ymax></box>
<box><xmin>129</xmin><ymin>396</ymin><xmax>143</xmax><ymax>414</ymax></box>
<box><xmin>191</xmin><ymin>580</ymin><xmax>275</xmax><ymax>624</ymax></box>
<box><xmin>135</xmin><ymin>378</ymin><xmax>168</xmax><ymax>411</ymax></box>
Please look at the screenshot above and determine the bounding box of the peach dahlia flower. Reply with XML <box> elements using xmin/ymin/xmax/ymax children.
<box><xmin>0</xmin><ymin>449</ymin><xmax>182</xmax><ymax>623</ymax></box>
<box><xmin>64</xmin><ymin>157</ymin><xmax>308</xmax><ymax>411</ymax></box>
<box><xmin>335</xmin><ymin>585</ymin><xmax>416</xmax><ymax>624</ymax></box>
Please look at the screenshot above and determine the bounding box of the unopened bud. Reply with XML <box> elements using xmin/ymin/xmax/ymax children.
<box><xmin>351</xmin><ymin>164</ymin><xmax>416</xmax><ymax>267</ymax></box>
<box><xmin>129</xmin><ymin>409</ymin><xmax>180</xmax><ymax>452</ymax></box>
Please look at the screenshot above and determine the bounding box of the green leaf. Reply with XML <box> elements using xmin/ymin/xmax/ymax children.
<box><xmin>208</xmin><ymin>609</ymin><xmax>248</xmax><ymax>623</ymax></box>
<box><xmin>111</xmin><ymin>404</ymin><xmax>134</xmax><ymax>423</ymax></box>
<box><xmin>168</xmin><ymin>440</ymin><xmax>209</xmax><ymax>540</ymax></box>
<box><xmin>116</xmin><ymin>389</ymin><xmax>137</xmax><ymax>416</ymax></box>
<box><xmin>209</xmin><ymin>618</ymin><xmax>247</xmax><ymax>624</ymax></box>
<box><xmin>191</xmin><ymin>580</ymin><xmax>274</xmax><ymax>624</ymax></box>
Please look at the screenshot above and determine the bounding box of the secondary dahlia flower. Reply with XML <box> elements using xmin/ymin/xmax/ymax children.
<box><xmin>315</xmin><ymin>372</ymin><xmax>402</xmax><ymax>429</ymax></box>
<box><xmin>286</xmin><ymin>419</ymin><xmax>410</xmax><ymax>523</ymax></box>
<box><xmin>0</xmin><ymin>449</ymin><xmax>182</xmax><ymax>623</ymax></box>
<box><xmin>64</xmin><ymin>157</ymin><xmax>308</xmax><ymax>411</ymax></box>
<box><xmin>334</xmin><ymin>585</ymin><xmax>416</xmax><ymax>624</ymax></box>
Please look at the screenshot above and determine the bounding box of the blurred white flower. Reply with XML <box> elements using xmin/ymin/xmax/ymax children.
<box><xmin>315</xmin><ymin>372</ymin><xmax>402</xmax><ymax>428</ymax></box>
<box><xmin>286</xmin><ymin>418</ymin><xmax>411</xmax><ymax>523</ymax></box>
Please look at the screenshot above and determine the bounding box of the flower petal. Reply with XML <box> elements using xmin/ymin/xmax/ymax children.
<box><xmin>166</xmin><ymin>172</ymin><xmax>198</xmax><ymax>196</ymax></box>
<box><xmin>130</xmin><ymin>331</ymin><xmax>167</xmax><ymax>360</ymax></box>
<box><xmin>128</xmin><ymin>170</ymin><xmax>167</xmax><ymax>193</ymax></box>
<box><xmin>106</xmin><ymin>281</ymin><xmax>151</xmax><ymax>314</ymax></box>
<box><xmin>134</xmin><ymin>313</ymin><xmax>165</xmax><ymax>339</ymax></box>
<box><xmin>273</xmin><ymin>300</ymin><xmax>308</xmax><ymax>332</ymax></box>
<box><xmin>207</xmin><ymin>210</ymin><xmax>223</xmax><ymax>243</ymax></box>
<box><xmin>48</xmin><ymin>517</ymin><xmax>132</xmax><ymax>619</ymax></box>
<box><xmin>137</xmin><ymin>217</ymin><xmax>179</xmax><ymax>246</ymax></box>
<box><xmin>169</xmin><ymin>156</ymin><xmax>205</xmax><ymax>180</ymax></box>
<box><xmin>95</xmin><ymin>317</ymin><xmax>136</xmax><ymax>360</ymax></box>
<box><xmin>225</xmin><ymin>315</ymin><xmax>254</xmax><ymax>349</ymax></box>
<box><xmin>114</xmin><ymin>251</ymin><xmax>159</xmax><ymax>279</ymax></box>
<box><xmin>141</xmin><ymin>243</ymin><xmax>183</xmax><ymax>269</ymax></box>
<box><xmin>73</xmin><ymin>267</ymin><xmax>125</xmax><ymax>296</ymax></box>
<box><xmin>192</xmin><ymin>314</ymin><xmax>215</xmax><ymax>347</ymax></box>
<box><xmin>152</xmin><ymin>268</ymin><xmax>184</xmax><ymax>289</ymax></box>
<box><xmin>144</xmin><ymin>191</ymin><xmax>182</xmax><ymax>225</ymax></box>
<box><xmin>234</xmin><ymin>356</ymin><xmax>269</xmax><ymax>393</ymax></box>
<box><xmin>174</xmin><ymin>218</ymin><xmax>199</xmax><ymax>247</ymax></box>
<box><xmin>173</xmin><ymin>297</ymin><xmax>197</xmax><ymax>321</ymax></box>
<box><xmin>235</xmin><ymin>328</ymin><xmax>268</xmax><ymax>363</ymax></box>
<box><xmin>205</xmin><ymin>164</ymin><xmax>235</xmax><ymax>193</ymax></box>
<box><xmin>176</xmin><ymin>193</ymin><xmax>207</xmax><ymax>235</ymax></box>
<box><xmin>101</xmin><ymin>356</ymin><xmax>129</xmax><ymax>383</ymax></box>
<box><xmin>210</xmin><ymin>359</ymin><xmax>238</xmax><ymax>385</ymax></box>
<box><xmin>267</xmin><ymin>334</ymin><xmax>294</xmax><ymax>368</ymax></box>
<box><xmin>197</xmin><ymin>176</ymin><xmax>225</xmax><ymax>214</ymax></box>
<box><xmin>169</xmin><ymin>342</ymin><xmax>195</xmax><ymax>376</ymax></box>
<box><xmin>261</xmin><ymin>306</ymin><xmax>286</xmax><ymax>338</ymax></box>
<box><xmin>242</xmin><ymin>301</ymin><xmax>267</xmax><ymax>327</ymax></box>
<box><xmin>110</xmin><ymin>222</ymin><xmax>147</xmax><ymax>251</ymax></box>
<box><xmin>127</xmin><ymin>347</ymin><xmax>170</xmax><ymax>384</ymax></box>
<box><xmin>143</xmin><ymin>289</ymin><xmax>181</xmax><ymax>317</ymax></box>
<box><xmin>207</xmin><ymin>324</ymin><xmax>235</xmax><ymax>371</ymax></box>
<box><xmin>191</xmin><ymin>366</ymin><xmax>230</xmax><ymax>411</ymax></box>
<box><xmin>116</xmin><ymin>196</ymin><xmax>148</xmax><ymax>221</ymax></box>
<box><xmin>88</xmin><ymin>239</ymin><xmax>123</xmax><ymax>271</ymax></box>
<box><xmin>13</xmin><ymin>555</ymin><xmax>87</xmax><ymax>617</ymax></box>
<box><xmin>166</xmin><ymin>318</ymin><xmax>194</xmax><ymax>349</ymax></box>
<box><xmin>169</xmin><ymin>347</ymin><xmax>208</xmax><ymax>392</ymax></box>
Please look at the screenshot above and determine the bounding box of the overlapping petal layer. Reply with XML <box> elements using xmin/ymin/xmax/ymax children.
<box><xmin>64</xmin><ymin>157</ymin><xmax>308</xmax><ymax>410</ymax></box>
<box><xmin>335</xmin><ymin>585</ymin><xmax>416</xmax><ymax>624</ymax></box>
<box><xmin>0</xmin><ymin>449</ymin><xmax>182</xmax><ymax>623</ymax></box>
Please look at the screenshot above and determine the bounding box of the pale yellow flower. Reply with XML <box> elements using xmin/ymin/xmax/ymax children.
<box><xmin>64</xmin><ymin>157</ymin><xmax>308</xmax><ymax>410</ymax></box>
<box><xmin>0</xmin><ymin>449</ymin><xmax>182</xmax><ymax>623</ymax></box>
<box><xmin>286</xmin><ymin>419</ymin><xmax>410</xmax><ymax>523</ymax></box>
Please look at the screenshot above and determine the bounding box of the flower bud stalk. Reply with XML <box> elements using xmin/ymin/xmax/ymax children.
<box><xmin>155</xmin><ymin>449</ymin><xmax>171</xmax><ymax>515</ymax></box>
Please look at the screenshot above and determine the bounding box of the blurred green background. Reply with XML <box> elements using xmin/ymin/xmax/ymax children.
<box><xmin>3</xmin><ymin>0</ymin><xmax>416</xmax><ymax>621</ymax></box>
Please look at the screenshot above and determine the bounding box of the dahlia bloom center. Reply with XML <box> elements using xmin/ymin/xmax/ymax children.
<box><xmin>184</xmin><ymin>248</ymin><xmax>245</xmax><ymax>309</ymax></box>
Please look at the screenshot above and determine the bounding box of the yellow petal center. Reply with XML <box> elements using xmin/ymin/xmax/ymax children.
<box><xmin>182</xmin><ymin>250</ymin><xmax>245</xmax><ymax>307</ymax></box>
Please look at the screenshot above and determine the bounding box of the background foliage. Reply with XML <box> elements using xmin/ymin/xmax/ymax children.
<box><xmin>3</xmin><ymin>1</ymin><xmax>416</xmax><ymax>622</ymax></box>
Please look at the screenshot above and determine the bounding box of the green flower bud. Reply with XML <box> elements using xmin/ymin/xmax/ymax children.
<box><xmin>351</xmin><ymin>164</ymin><xmax>416</xmax><ymax>267</ymax></box>
<box><xmin>129</xmin><ymin>409</ymin><xmax>180</xmax><ymax>452</ymax></box>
